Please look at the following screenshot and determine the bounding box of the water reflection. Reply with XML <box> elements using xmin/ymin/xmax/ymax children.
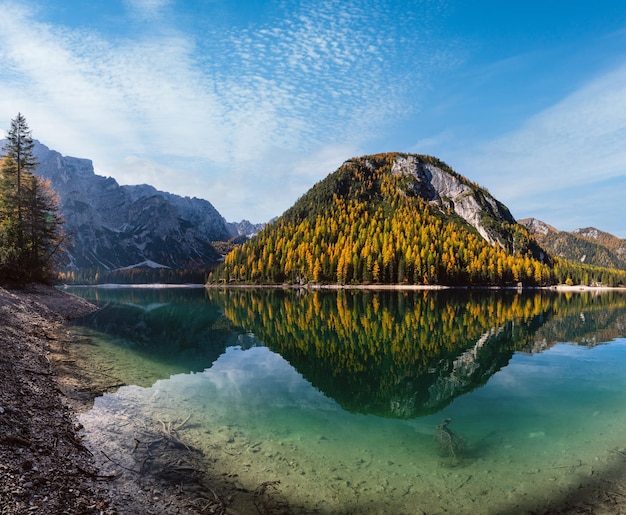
<box><xmin>68</xmin><ymin>287</ymin><xmax>626</xmax><ymax>418</ymax></box>
<box><xmin>210</xmin><ymin>289</ymin><xmax>626</xmax><ymax>418</ymax></box>
<box><xmin>65</xmin><ymin>286</ymin><xmax>626</xmax><ymax>514</ymax></box>
<box><xmin>67</xmin><ymin>287</ymin><xmax>252</xmax><ymax>386</ymax></box>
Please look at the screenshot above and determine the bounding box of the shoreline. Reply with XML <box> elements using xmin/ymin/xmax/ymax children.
<box><xmin>59</xmin><ymin>281</ymin><xmax>626</xmax><ymax>293</ymax></box>
<box><xmin>0</xmin><ymin>284</ymin><xmax>282</xmax><ymax>514</ymax></box>
<box><xmin>205</xmin><ymin>281</ymin><xmax>626</xmax><ymax>292</ymax></box>
<box><xmin>0</xmin><ymin>284</ymin><xmax>114</xmax><ymax>514</ymax></box>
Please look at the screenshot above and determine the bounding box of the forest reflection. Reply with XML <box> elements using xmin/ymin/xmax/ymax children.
<box><xmin>68</xmin><ymin>286</ymin><xmax>626</xmax><ymax>419</ymax></box>
<box><xmin>69</xmin><ymin>287</ymin><xmax>246</xmax><ymax>377</ymax></box>
<box><xmin>210</xmin><ymin>288</ymin><xmax>626</xmax><ymax>418</ymax></box>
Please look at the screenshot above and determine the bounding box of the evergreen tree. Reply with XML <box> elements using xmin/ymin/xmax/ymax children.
<box><xmin>3</xmin><ymin>114</ymin><xmax>38</xmax><ymax>243</ymax></box>
<box><xmin>0</xmin><ymin>114</ymin><xmax>63</xmax><ymax>284</ymax></box>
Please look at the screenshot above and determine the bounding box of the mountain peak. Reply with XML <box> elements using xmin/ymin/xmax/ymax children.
<box><xmin>3</xmin><ymin>140</ymin><xmax>233</xmax><ymax>272</ymax></box>
<box><xmin>287</xmin><ymin>152</ymin><xmax>528</xmax><ymax>252</ymax></box>
<box><xmin>523</xmin><ymin>219</ymin><xmax>626</xmax><ymax>271</ymax></box>
<box><xmin>213</xmin><ymin>152</ymin><xmax>550</xmax><ymax>286</ymax></box>
<box><xmin>518</xmin><ymin>218</ymin><xmax>559</xmax><ymax>236</ymax></box>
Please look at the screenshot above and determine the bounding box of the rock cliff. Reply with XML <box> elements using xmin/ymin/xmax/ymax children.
<box><xmin>23</xmin><ymin>141</ymin><xmax>232</xmax><ymax>271</ymax></box>
<box><xmin>390</xmin><ymin>155</ymin><xmax>517</xmax><ymax>247</ymax></box>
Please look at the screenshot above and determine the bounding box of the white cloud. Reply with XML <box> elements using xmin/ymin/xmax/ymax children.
<box><xmin>0</xmin><ymin>0</ymin><xmax>450</xmax><ymax>222</ymax></box>
<box><xmin>465</xmin><ymin>63</ymin><xmax>626</xmax><ymax>195</ymax></box>
<box><xmin>453</xmin><ymin>63</ymin><xmax>626</xmax><ymax>236</ymax></box>
<box><xmin>124</xmin><ymin>0</ymin><xmax>170</xmax><ymax>20</ymax></box>
<box><xmin>199</xmin><ymin>143</ymin><xmax>360</xmax><ymax>222</ymax></box>
<box><xmin>116</xmin><ymin>155</ymin><xmax>205</xmax><ymax>191</ymax></box>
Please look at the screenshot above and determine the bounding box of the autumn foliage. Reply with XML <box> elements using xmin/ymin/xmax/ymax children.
<box><xmin>210</xmin><ymin>153</ymin><xmax>554</xmax><ymax>286</ymax></box>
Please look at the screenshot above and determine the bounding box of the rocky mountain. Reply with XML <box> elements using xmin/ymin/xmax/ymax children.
<box><xmin>520</xmin><ymin>218</ymin><xmax>626</xmax><ymax>271</ymax></box>
<box><xmin>574</xmin><ymin>227</ymin><xmax>626</xmax><ymax>258</ymax></box>
<box><xmin>226</xmin><ymin>219</ymin><xmax>266</xmax><ymax>238</ymax></box>
<box><xmin>7</xmin><ymin>140</ymin><xmax>238</xmax><ymax>271</ymax></box>
<box><xmin>285</xmin><ymin>153</ymin><xmax>535</xmax><ymax>250</ymax></box>
<box><xmin>389</xmin><ymin>154</ymin><xmax>521</xmax><ymax>248</ymax></box>
<box><xmin>211</xmin><ymin>152</ymin><xmax>551</xmax><ymax>286</ymax></box>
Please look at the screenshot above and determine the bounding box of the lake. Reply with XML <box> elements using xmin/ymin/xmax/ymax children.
<box><xmin>63</xmin><ymin>286</ymin><xmax>626</xmax><ymax>514</ymax></box>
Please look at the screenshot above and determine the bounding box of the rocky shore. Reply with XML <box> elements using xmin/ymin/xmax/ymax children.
<box><xmin>0</xmin><ymin>285</ymin><xmax>278</xmax><ymax>515</ymax></box>
<box><xmin>0</xmin><ymin>284</ymin><xmax>113</xmax><ymax>514</ymax></box>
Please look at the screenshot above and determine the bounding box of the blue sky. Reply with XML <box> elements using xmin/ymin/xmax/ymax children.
<box><xmin>1</xmin><ymin>0</ymin><xmax>625</xmax><ymax>237</ymax></box>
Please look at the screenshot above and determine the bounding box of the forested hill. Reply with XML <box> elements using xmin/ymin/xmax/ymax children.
<box><xmin>209</xmin><ymin>153</ymin><xmax>558</xmax><ymax>286</ymax></box>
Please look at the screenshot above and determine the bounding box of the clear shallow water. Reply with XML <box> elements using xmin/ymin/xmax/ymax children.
<box><xmin>65</xmin><ymin>287</ymin><xmax>626</xmax><ymax>514</ymax></box>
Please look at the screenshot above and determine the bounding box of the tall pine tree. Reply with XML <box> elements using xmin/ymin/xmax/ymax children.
<box><xmin>0</xmin><ymin>114</ymin><xmax>63</xmax><ymax>284</ymax></box>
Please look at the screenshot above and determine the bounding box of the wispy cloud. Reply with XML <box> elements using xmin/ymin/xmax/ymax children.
<box><xmin>124</xmin><ymin>0</ymin><xmax>170</xmax><ymax>20</ymax></box>
<box><xmin>2</xmin><ymin>0</ymin><xmax>622</xmax><ymax>235</ymax></box>
<box><xmin>210</xmin><ymin>0</ymin><xmax>451</xmax><ymax>151</ymax></box>
<box><xmin>196</xmin><ymin>143</ymin><xmax>360</xmax><ymax>222</ymax></box>
<box><xmin>454</xmin><ymin>63</ymin><xmax>626</xmax><ymax>235</ymax></box>
<box><xmin>0</xmin><ymin>0</ymin><xmax>451</xmax><ymax>221</ymax></box>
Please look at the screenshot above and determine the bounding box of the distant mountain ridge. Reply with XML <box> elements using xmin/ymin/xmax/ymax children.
<box><xmin>0</xmin><ymin>140</ymin><xmax>259</xmax><ymax>272</ymax></box>
<box><xmin>4</xmin><ymin>138</ymin><xmax>623</xmax><ymax>285</ymax></box>
<box><xmin>520</xmin><ymin>218</ymin><xmax>626</xmax><ymax>271</ymax></box>
<box><xmin>574</xmin><ymin>227</ymin><xmax>626</xmax><ymax>257</ymax></box>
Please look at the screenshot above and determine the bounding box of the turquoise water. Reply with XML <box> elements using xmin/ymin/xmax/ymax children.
<box><xmin>65</xmin><ymin>287</ymin><xmax>626</xmax><ymax>514</ymax></box>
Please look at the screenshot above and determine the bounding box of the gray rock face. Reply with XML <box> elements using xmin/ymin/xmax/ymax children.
<box><xmin>226</xmin><ymin>219</ymin><xmax>266</xmax><ymax>238</ymax></box>
<box><xmin>390</xmin><ymin>155</ymin><xmax>517</xmax><ymax>247</ymax></box>
<box><xmin>519</xmin><ymin>218</ymin><xmax>557</xmax><ymax>236</ymax></box>
<box><xmin>19</xmin><ymin>140</ymin><xmax>232</xmax><ymax>270</ymax></box>
<box><xmin>123</xmin><ymin>184</ymin><xmax>229</xmax><ymax>241</ymax></box>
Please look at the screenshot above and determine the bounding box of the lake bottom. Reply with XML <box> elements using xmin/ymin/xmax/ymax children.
<box><xmin>79</xmin><ymin>341</ymin><xmax>626</xmax><ymax>514</ymax></box>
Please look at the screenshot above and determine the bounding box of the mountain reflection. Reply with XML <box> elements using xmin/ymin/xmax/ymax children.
<box><xmin>67</xmin><ymin>286</ymin><xmax>626</xmax><ymax>418</ymax></box>
<box><xmin>210</xmin><ymin>289</ymin><xmax>626</xmax><ymax>418</ymax></box>
<box><xmin>68</xmin><ymin>287</ymin><xmax>248</xmax><ymax>376</ymax></box>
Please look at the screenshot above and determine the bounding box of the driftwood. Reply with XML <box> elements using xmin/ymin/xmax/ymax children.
<box><xmin>435</xmin><ymin>418</ymin><xmax>468</xmax><ymax>467</ymax></box>
<box><xmin>156</xmin><ymin>414</ymin><xmax>192</xmax><ymax>450</ymax></box>
<box><xmin>612</xmin><ymin>448</ymin><xmax>626</xmax><ymax>459</ymax></box>
<box><xmin>253</xmin><ymin>480</ymin><xmax>290</xmax><ymax>515</ymax></box>
<box><xmin>0</xmin><ymin>435</ymin><xmax>32</xmax><ymax>447</ymax></box>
